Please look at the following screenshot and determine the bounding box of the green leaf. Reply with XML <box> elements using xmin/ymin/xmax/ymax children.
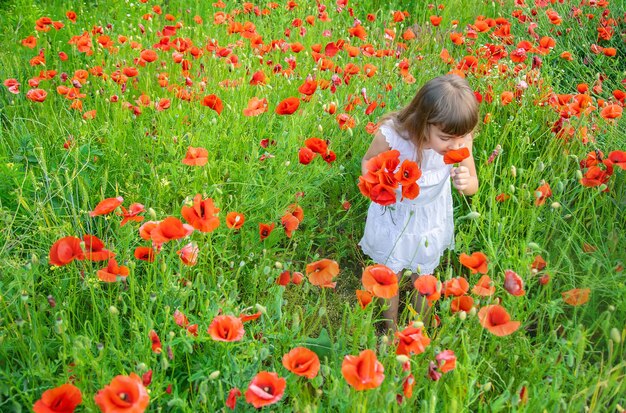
<box><xmin>304</xmin><ymin>328</ymin><xmax>333</xmax><ymax>361</ymax></box>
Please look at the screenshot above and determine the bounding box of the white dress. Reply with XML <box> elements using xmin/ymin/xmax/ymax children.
<box><xmin>358</xmin><ymin>120</ymin><xmax>454</xmax><ymax>275</ymax></box>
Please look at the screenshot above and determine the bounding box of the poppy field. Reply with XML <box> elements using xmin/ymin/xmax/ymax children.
<box><xmin>1</xmin><ymin>0</ymin><xmax>626</xmax><ymax>411</ymax></box>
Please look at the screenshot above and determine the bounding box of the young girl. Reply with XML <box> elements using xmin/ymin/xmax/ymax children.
<box><xmin>358</xmin><ymin>74</ymin><xmax>479</xmax><ymax>331</ymax></box>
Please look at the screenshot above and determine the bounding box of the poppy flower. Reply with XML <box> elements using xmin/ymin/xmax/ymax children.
<box><xmin>435</xmin><ymin>350</ymin><xmax>456</xmax><ymax>373</ymax></box>
<box><xmin>600</xmin><ymin>104</ymin><xmax>622</xmax><ymax>120</ymax></box>
<box><xmin>259</xmin><ymin>222</ymin><xmax>275</xmax><ymax>240</ymax></box>
<box><xmin>459</xmin><ymin>252</ymin><xmax>488</xmax><ymax>274</ymax></box>
<box><xmin>134</xmin><ymin>246</ymin><xmax>155</xmax><ymax>262</ymax></box>
<box><xmin>249</xmin><ymin>70</ymin><xmax>266</xmax><ymax>85</ymax></box>
<box><xmin>306</xmin><ymin>258</ymin><xmax>340</xmax><ymax>288</ymax></box>
<box><xmin>298</xmin><ymin>147</ymin><xmax>316</xmax><ymax>165</ymax></box>
<box><xmin>97</xmin><ymin>258</ymin><xmax>130</xmax><ymax>282</ymax></box>
<box><xmin>226</xmin><ymin>212</ymin><xmax>245</xmax><ymax>229</ymax></box>
<box><xmin>149</xmin><ymin>330</ymin><xmax>162</xmax><ymax>353</ymax></box>
<box><xmin>243</xmin><ymin>97</ymin><xmax>268</xmax><ymax>117</ymax></box>
<box><xmin>608</xmin><ymin>151</ymin><xmax>626</xmax><ymax>170</ymax></box>
<box><xmin>150</xmin><ymin>217</ymin><xmax>194</xmax><ymax>245</ymax></box>
<box><xmin>472</xmin><ymin>275</ymin><xmax>495</xmax><ymax>296</ymax></box>
<box><xmin>450</xmin><ymin>295</ymin><xmax>474</xmax><ymax>312</ymax></box>
<box><xmin>298</xmin><ymin>79</ymin><xmax>318</xmax><ymax>95</ymax></box>
<box><xmin>49</xmin><ymin>236</ymin><xmax>85</xmax><ymax>266</ymax></box>
<box><xmin>356</xmin><ymin>289</ymin><xmax>373</xmax><ymax>309</ymax></box>
<box><xmin>361</xmin><ymin>264</ymin><xmax>398</xmax><ymax>299</ymax></box>
<box><xmin>177</xmin><ymin>242</ymin><xmax>199</xmax><ymax>266</ymax></box>
<box><xmin>94</xmin><ymin>373</ymin><xmax>149</xmax><ymax>413</ymax></box>
<box><xmin>276</xmin><ymin>270</ymin><xmax>290</xmax><ymax>286</ymax></box>
<box><xmin>282</xmin><ymin>347</ymin><xmax>320</xmax><ymax>379</ymax></box>
<box><xmin>225</xmin><ymin>388</ymin><xmax>241</xmax><ymax>410</ymax></box>
<box><xmin>281</xmin><ymin>212</ymin><xmax>300</xmax><ymax>238</ymax></box>
<box><xmin>395</xmin><ymin>325</ymin><xmax>431</xmax><ymax>356</ymax></box>
<box><xmin>394</xmin><ymin>159</ymin><xmax>422</xmax><ymax>185</ymax></box>
<box><xmin>90</xmin><ymin>196</ymin><xmax>124</xmax><ymax>217</ymax></box>
<box><xmin>443</xmin><ymin>148</ymin><xmax>470</xmax><ymax>164</ymax></box>
<box><xmin>181</xmin><ymin>194</ymin><xmax>220</xmax><ymax>233</ymax></box>
<box><xmin>26</xmin><ymin>88</ymin><xmax>48</xmax><ymax>102</ymax></box>
<box><xmin>208</xmin><ymin>315</ymin><xmax>244</xmax><ymax>342</ymax></box>
<box><xmin>33</xmin><ymin>383</ymin><xmax>82</xmax><ymax>413</ymax></box>
<box><xmin>118</xmin><ymin>203</ymin><xmax>145</xmax><ymax>226</ymax></box>
<box><xmin>429</xmin><ymin>15</ymin><xmax>442</xmax><ymax>26</ymax></box>
<box><xmin>478</xmin><ymin>305</ymin><xmax>520</xmax><ymax>336</ymax></box>
<box><xmin>182</xmin><ymin>146</ymin><xmax>208</xmax><ymax>166</ymax></box>
<box><xmin>239</xmin><ymin>312</ymin><xmax>262</xmax><ymax>323</ymax></box>
<box><xmin>4</xmin><ymin>78</ymin><xmax>20</xmax><ymax>94</ymax></box>
<box><xmin>245</xmin><ymin>372</ymin><xmax>286</xmax><ymax>408</ymax></box>
<box><xmin>291</xmin><ymin>271</ymin><xmax>304</xmax><ymax>285</ymax></box>
<box><xmin>562</xmin><ymin>288</ymin><xmax>590</xmax><ymax>306</ymax></box>
<box><xmin>341</xmin><ymin>349</ymin><xmax>384</xmax><ymax>391</ymax></box>
<box><xmin>201</xmin><ymin>94</ymin><xmax>223</xmax><ymax>115</ymax></box>
<box><xmin>413</xmin><ymin>274</ymin><xmax>441</xmax><ymax>305</ymax></box>
<box><xmin>503</xmin><ymin>270</ymin><xmax>525</xmax><ymax>296</ymax></box>
<box><xmin>304</xmin><ymin>137</ymin><xmax>328</xmax><ymax>155</ymax></box>
<box><xmin>442</xmin><ymin>277</ymin><xmax>469</xmax><ymax>298</ymax></box>
<box><xmin>275</xmin><ymin>97</ymin><xmax>300</xmax><ymax>115</ymax></box>
<box><xmin>81</xmin><ymin>234</ymin><xmax>115</xmax><ymax>261</ymax></box>
<box><xmin>535</xmin><ymin>182</ymin><xmax>552</xmax><ymax>206</ymax></box>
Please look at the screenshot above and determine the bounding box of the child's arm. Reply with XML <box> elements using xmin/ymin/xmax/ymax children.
<box><xmin>450</xmin><ymin>134</ymin><xmax>479</xmax><ymax>195</ymax></box>
<box><xmin>361</xmin><ymin>131</ymin><xmax>391</xmax><ymax>175</ymax></box>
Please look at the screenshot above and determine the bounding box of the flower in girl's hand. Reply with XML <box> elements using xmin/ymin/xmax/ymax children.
<box><xmin>443</xmin><ymin>147</ymin><xmax>470</xmax><ymax>164</ymax></box>
<box><xmin>358</xmin><ymin>150</ymin><xmax>421</xmax><ymax>206</ymax></box>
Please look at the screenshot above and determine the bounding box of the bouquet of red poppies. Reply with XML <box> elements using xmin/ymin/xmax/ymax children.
<box><xmin>358</xmin><ymin>150</ymin><xmax>421</xmax><ymax>206</ymax></box>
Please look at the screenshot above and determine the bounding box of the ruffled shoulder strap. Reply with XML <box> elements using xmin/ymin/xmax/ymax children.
<box><xmin>378</xmin><ymin>120</ymin><xmax>413</xmax><ymax>156</ymax></box>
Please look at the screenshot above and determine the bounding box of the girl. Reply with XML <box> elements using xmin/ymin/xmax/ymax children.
<box><xmin>358</xmin><ymin>74</ymin><xmax>479</xmax><ymax>331</ymax></box>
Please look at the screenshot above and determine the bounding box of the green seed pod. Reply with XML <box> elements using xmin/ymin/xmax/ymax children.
<box><xmin>610</xmin><ymin>328</ymin><xmax>621</xmax><ymax>344</ymax></box>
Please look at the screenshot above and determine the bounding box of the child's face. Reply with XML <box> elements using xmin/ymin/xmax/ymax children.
<box><xmin>425</xmin><ymin>124</ymin><xmax>470</xmax><ymax>156</ymax></box>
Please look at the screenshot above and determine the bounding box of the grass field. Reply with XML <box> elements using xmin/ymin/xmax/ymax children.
<box><xmin>0</xmin><ymin>0</ymin><xmax>625</xmax><ymax>411</ymax></box>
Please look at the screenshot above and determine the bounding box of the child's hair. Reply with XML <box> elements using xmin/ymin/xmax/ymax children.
<box><xmin>383</xmin><ymin>74</ymin><xmax>479</xmax><ymax>163</ymax></box>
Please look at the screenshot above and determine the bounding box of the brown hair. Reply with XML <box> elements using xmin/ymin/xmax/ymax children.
<box><xmin>381</xmin><ymin>74</ymin><xmax>479</xmax><ymax>164</ymax></box>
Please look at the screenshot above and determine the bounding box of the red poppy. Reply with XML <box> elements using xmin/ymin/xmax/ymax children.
<box><xmin>280</xmin><ymin>213</ymin><xmax>300</xmax><ymax>238</ymax></box>
<box><xmin>429</xmin><ymin>15</ymin><xmax>442</xmax><ymax>26</ymax></box>
<box><xmin>356</xmin><ymin>289</ymin><xmax>373</xmax><ymax>309</ymax></box>
<box><xmin>298</xmin><ymin>147</ymin><xmax>316</xmax><ymax>164</ymax></box>
<box><xmin>94</xmin><ymin>373</ymin><xmax>149</xmax><ymax>413</ymax></box>
<box><xmin>97</xmin><ymin>258</ymin><xmax>130</xmax><ymax>282</ymax></box>
<box><xmin>150</xmin><ymin>217</ymin><xmax>194</xmax><ymax>245</ymax></box>
<box><xmin>472</xmin><ymin>275</ymin><xmax>495</xmax><ymax>296</ymax></box>
<box><xmin>282</xmin><ymin>347</ymin><xmax>320</xmax><ymax>379</ymax></box>
<box><xmin>304</xmin><ymin>137</ymin><xmax>328</xmax><ymax>155</ymax></box>
<box><xmin>442</xmin><ymin>277</ymin><xmax>469</xmax><ymax>298</ymax></box>
<box><xmin>443</xmin><ymin>148</ymin><xmax>470</xmax><ymax>164</ymax></box>
<box><xmin>341</xmin><ymin>350</ymin><xmax>384</xmax><ymax>390</ymax></box>
<box><xmin>177</xmin><ymin>242</ymin><xmax>199</xmax><ymax>266</ymax></box>
<box><xmin>26</xmin><ymin>88</ymin><xmax>48</xmax><ymax>102</ymax></box>
<box><xmin>245</xmin><ymin>372</ymin><xmax>286</xmax><ymax>408</ymax></box>
<box><xmin>298</xmin><ymin>79</ymin><xmax>318</xmax><ymax>95</ymax></box>
<box><xmin>208</xmin><ymin>315</ymin><xmax>244</xmax><ymax>342</ymax></box>
<box><xmin>347</xmin><ymin>25</ymin><xmax>367</xmax><ymax>41</ymax></box>
<box><xmin>608</xmin><ymin>151</ymin><xmax>626</xmax><ymax>170</ymax></box>
<box><xmin>134</xmin><ymin>246</ymin><xmax>155</xmax><ymax>262</ymax></box>
<box><xmin>182</xmin><ymin>146</ymin><xmax>208</xmax><ymax>166</ymax></box>
<box><xmin>276</xmin><ymin>270</ymin><xmax>290</xmax><ymax>286</ymax></box>
<box><xmin>435</xmin><ymin>350</ymin><xmax>456</xmax><ymax>373</ymax></box>
<box><xmin>478</xmin><ymin>305</ymin><xmax>520</xmax><ymax>336</ymax></box>
<box><xmin>562</xmin><ymin>288</ymin><xmax>590</xmax><ymax>306</ymax></box>
<box><xmin>90</xmin><ymin>196</ymin><xmax>124</xmax><ymax>217</ymax></box>
<box><xmin>249</xmin><ymin>71</ymin><xmax>266</xmax><ymax>85</ymax></box>
<box><xmin>361</xmin><ymin>264</ymin><xmax>398</xmax><ymax>298</ymax></box>
<box><xmin>118</xmin><ymin>203</ymin><xmax>145</xmax><ymax>226</ymax></box>
<box><xmin>225</xmin><ymin>388</ymin><xmax>241</xmax><ymax>410</ymax></box>
<box><xmin>459</xmin><ymin>252</ymin><xmax>489</xmax><ymax>274</ymax></box>
<box><xmin>181</xmin><ymin>194</ymin><xmax>220</xmax><ymax>232</ymax></box>
<box><xmin>503</xmin><ymin>270</ymin><xmax>525</xmax><ymax>296</ymax></box>
<box><xmin>259</xmin><ymin>222</ymin><xmax>275</xmax><ymax>240</ymax></box>
<box><xmin>33</xmin><ymin>383</ymin><xmax>82</xmax><ymax>413</ymax></box>
<box><xmin>395</xmin><ymin>325</ymin><xmax>431</xmax><ymax>356</ymax></box>
<box><xmin>239</xmin><ymin>311</ymin><xmax>262</xmax><ymax>323</ymax></box>
<box><xmin>306</xmin><ymin>258</ymin><xmax>340</xmax><ymax>288</ymax></box>
<box><xmin>450</xmin><ymin>295</ymin><xmax>474</xmax><ymax>312</ymax></box>
<box><xmin>535</xmin><ymin>182</ymin><xmax>552</xmax><ymax>206</ymax></box>
<box><xmin>530</xmin><ymin>255</ymin><xmax>547</xmax><ymax>272</ymax></box>
<box><xmin>413</xmin><ymin>274</ymin><xmax>441</xmax><ymax>305</ymax></box>
<box><xmin>201</xmin><ymin>94</ymin><xmax>223</xmax><ymax>115</ymax></box>
<box><xmin>225</xmin><ymin>212</ymin><xmax>245</xmax><ymax>229</ymax></box>
<box><xmin>275</xmin><ymin>97</ymin><xmax>300</xmax><ymax>115</ymax></box>
<box><xmin>149</xmin><ymin>330</ymin><xmax>162</xmax><ymax>353</ymax></box>
<box><xmin>49</xmin><ymin>236</ymin><xmax>85</xmax><ymax>266</ymax></box>
<box><xmin>81</xmin><ymin>234</ymin><xmax>115</xmax><ymax>261</ymax></box>
<box><xmin>243</xmin><ymin>97</ymin><xmax>268</xmax><ymax>117</ymax></box>
<box><xmin>4</xmin><ymin>78</ymin><xmax>20</xmax><ymax>94</ymax></box>
<box><xmin>394</xmin><ymin>159</ymin><xmax>422</xmax><ymax>185</ymax></box>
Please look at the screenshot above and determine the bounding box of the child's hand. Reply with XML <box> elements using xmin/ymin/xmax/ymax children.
<box><xmin>450</xmin><ymin>166</ymin><xmax>471</xmax><ymax>191</ymax></box>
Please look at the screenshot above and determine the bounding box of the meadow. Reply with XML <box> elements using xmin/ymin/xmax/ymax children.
<box><xmin>0</xmin><ymin>0</ymin><xmax>625</xmax><ymax>411</ymax></box>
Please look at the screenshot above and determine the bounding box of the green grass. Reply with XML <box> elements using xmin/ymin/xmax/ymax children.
<box><xmin>0</xmin><ymin>0</ymin><xmax>625</xmax><ymax>411</ymax></box>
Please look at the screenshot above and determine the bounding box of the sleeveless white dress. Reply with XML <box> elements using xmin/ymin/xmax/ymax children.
<box><xmin>358</xmin><ymin>120</ymin><xmax>454</xmax><ymax>275</ymax></box>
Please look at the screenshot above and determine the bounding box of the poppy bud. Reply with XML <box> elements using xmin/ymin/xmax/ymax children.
<box><xmin>483</xmin><ymin>382</ymin><xmax>492</xmax><ymax>392</ymax></box>
<box><xmin>528</xmin><ymin>242</ymin><xmax>541</xmax><ymax>250</ymax></box>
<box><xmin>458</xmin><ymin>310</ymin><xmax>467</xmax><ymax>321</ymax></box>
<box><xmin>551</xmin><ymin>202</ymin><xmax>561</xmax><ymax>209</ymax></box>
<box><xmin>148</xmin><ymin>208</ymin><xmax>157</xmax><ymax>220</ymax></box>
<box><xmin>109</xmin><ymin>305</ymin><xmax>119</xmax><ymax>315</ymax></box>
<box><xmin>209</xmin><ymin>370</ymin><xmax>221</xmax><ymax>380</ymax></box>
<box><xmin>610</xmin><ymin>328</ymin><xmax>621</xmax><ymax>344</ymax></box>
<box><xmin>255</xmin><ymin>303</ymin><xmax>267</xmax><ymax>315</ymax></box>
<box><xmin>576</xmin><ymin>170</ymin><xmax>583</xmax><ymax>180</ymax></box>
<box><xmin>31</xmin><ymin>253</ymin><xmax>39</xmax><ymax>266</ymax></box>
<box><xmin>396</xmin><ymin>355</ymin><xmax>410</xmax><ymax>364</ymax></box>
<box><xmin>412</xmin><ymin>321</ymin><xmax>424</xmax><ymax>329</ymax></box>
<box><xmin>598</xmin><ymin>184</ymin><xmax>608</xmax><ymax>192</ymax></box>
<box><xmin>275</xmin><ymin>261</ymin><xmax>283</xmax><ymax>269</ymax></box>
<box><xmin>469</xmin><ymin>307</ymin><xmax>477</xmax><ymax>317</ymax></box>
<box><xmin>466</xmin><ymin>211</ymin><xmax>481</xmax><ymax>220</ymax></box>
<box><xmin>510</xmin><ymin>165</ymin><xmax>517</xmax><ymax>177</ymax></box>
<box><xmin>509</xmin><ymin>184</ymin><xmax>516</xmax><ymax>193</ymax></box>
